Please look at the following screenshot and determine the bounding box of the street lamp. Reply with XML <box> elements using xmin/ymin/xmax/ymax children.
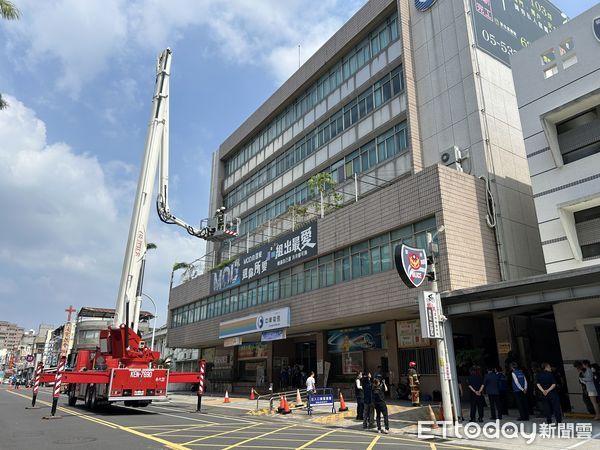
<box><xmin>141</xmin><ymin>292</ymin><xmax>158</xmax><ymax>351</ymax></box>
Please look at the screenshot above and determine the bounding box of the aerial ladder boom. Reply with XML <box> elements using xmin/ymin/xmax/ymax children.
<box><xmin>114</xmin><ymin>48</ymin><xmax>237</xmax><ymax>332</ymax></box>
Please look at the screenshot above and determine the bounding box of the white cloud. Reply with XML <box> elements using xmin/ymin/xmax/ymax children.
<box><xmin>5</xmin><ymin>0</ymin><xmax>363</xmax><ymax>98</ymax></box>
<box><xmin>0</xmin><ymin>96</ymin><xmax>202</xmax><ymax>327</ymax></box>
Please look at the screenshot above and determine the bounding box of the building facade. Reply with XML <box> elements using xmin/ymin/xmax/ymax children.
<box><xmin>510</xmin><ymin>3</ymin><xmax>600</xmax><ymax>412</ymax></box>
<box><xmin>168</xmin><ymin>0</ymin><xmax>563</xmax><ymax>395</ymax></box>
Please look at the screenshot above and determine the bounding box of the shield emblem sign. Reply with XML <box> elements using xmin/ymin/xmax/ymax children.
<box><xmin>594</xmin><ymin>17</ymin><xmax>600</xmax><ymax>43</ymax></box>
<box><xmin>394</xmin><ymin>244</ymin><xmax>428</xmax><ymax>288</ymax></box>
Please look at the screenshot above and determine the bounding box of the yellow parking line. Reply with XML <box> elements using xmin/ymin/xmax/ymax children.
<box><xmin>367</xmin><ymin>435</ymin><xmax>380</xmax><ymax>450</ymax></box>
<box><xmin>153</xmin><ymin>424</ymin><xmax>214</xmax><ymax>436</ymax></box>
<box><xmin>221</xmin><ymin>424</ymin><xmax>296</xmax><ymax>450</ymax></box>
<box><xmin>296</xmin><ymin>429</ymin><xmax>336</xmax><ymax>449</ymax></box>
<box><xmin>182</xmin><ymin>423</ymin><xmax>261</xmax><ymax>445</ymax></box>
<box><xmin>6</xmin><ymin>390</ymin><xmax>188</xmax><ymax>450</ymax></box>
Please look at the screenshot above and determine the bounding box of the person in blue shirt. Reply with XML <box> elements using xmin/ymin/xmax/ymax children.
<box><xmin>511</xmin><ymin>362</ymin><xmax>529</xmax><ymax>421</ymax></box>
<box><xmin>497</xmin><ymin>368</ymin><xmax>509</xmax><ymax>416</ymax></box>
<box><xmin>483</xmin><ymin>367</ymin><xmax>501</xmax><ymax>420</ymax></box>
<box><xmin>536</xmin><ymin>362</ymin><xmax>562</xmax><ymax>424</ymax></box>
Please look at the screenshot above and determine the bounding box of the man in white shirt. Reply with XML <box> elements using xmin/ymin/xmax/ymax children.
<box><xmin>306</xmin><ymin>371</ymin><xmax>316</xmax><ymax>394</ymax></box>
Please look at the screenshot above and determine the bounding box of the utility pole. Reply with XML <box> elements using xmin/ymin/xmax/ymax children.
<box><xmin>426</xmin><ymin>230</ymin><xmax>453</xmax><ymax>423</ymax></box>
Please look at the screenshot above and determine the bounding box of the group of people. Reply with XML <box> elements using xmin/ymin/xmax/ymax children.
<box><xmin>354</xmin><ymin>366</ymin><xmax>390</xmax><ymax>434</ymax></box>
<box><xmin>466</xmin><ymin>359</ymin><xmax>600</xmax><ymax>425</ymax></box>
<box><xmin>279</xmin><ymin>364</ymin><xmax>308</xmax><ymax>391</ymax></box>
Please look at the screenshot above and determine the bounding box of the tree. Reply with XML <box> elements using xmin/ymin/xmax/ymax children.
<box><xmin>308</xmin><ymin>172</ymin><xmax>343</xmax><ymax>218</ymax></box>
<box><xmin>170</xmin><ymin>261</ymin><xmax>194</xmax><ymax>289</ymax></box>
<box><xmin>0</xmin><ymin>1</ymin><xmax>21</xmax><ymax>111</ymax></box>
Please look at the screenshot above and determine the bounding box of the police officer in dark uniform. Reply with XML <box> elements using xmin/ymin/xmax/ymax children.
<box><xmin>536</xmin><ymin>362</ymin><xmax>562</xmax><ymax>424</ymax></box>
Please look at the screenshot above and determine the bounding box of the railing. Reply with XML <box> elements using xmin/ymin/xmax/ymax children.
<box><xmin>256</xmin><ymin>388</ymin><xmax>309</xmax><ymax>412</ymax></box>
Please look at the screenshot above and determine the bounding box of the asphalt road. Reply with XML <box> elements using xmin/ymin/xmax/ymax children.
<box><xmin>1</xmin><ymin>386</ymin><xmax>599</xmax><ymax>450</ymax></box>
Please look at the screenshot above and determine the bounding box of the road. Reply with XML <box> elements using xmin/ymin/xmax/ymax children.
<box><xmin>1</xmin><ymin>386</ymin><xmax>599</xmax><ymax>450</ymax></box>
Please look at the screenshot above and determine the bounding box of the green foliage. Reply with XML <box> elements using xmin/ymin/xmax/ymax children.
<box><xmin>146</xmin><ymin>242</ymin><xmax>157</xmax><ymax>251</ymax></box>
<box><xmin>211</xmin><ymin>257</ymin><xmax>236</xmax><ymax>272</ymax></box>
<box><xmin>308</xmin><ymin>172</ymin><xmax>343</xmax><ymax>211</ymax></box>
<box><xmin>0</xmin><ymin>0</ymin><xmax>20</xmax><ymax>20</ymax></box>
<box><xmin>455</xmin><ymin>348</ymin><xmax>486</xmax><ymax>369</ymax></box>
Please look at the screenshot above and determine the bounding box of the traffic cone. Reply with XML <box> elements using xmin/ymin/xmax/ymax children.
<box><xmin>250</xmin><ymin>388</ymin><xmax>255</xmax><ymax>400</ymax></box>
<box><xmin>427</xmin><ymin>404</ymin><xmax>439</xmax><ymax>429</ymax></box>
<box><xmin>295</xmin><ymin>388</ymin><xmax>303</xmax><ymax>407</ymax></box>
<box><xmin>223</xmin><ymin>390</ymin><xmax>231</xmax><ymax>403</ymax></box>
<box><xmin>277</xmin><ymin>394</ymin><xmax>284</xmax><ymax>413</ymax></box>
<box><xmin>281</xmin><ymin>395</ymin><xmax>291</xmax><ymax>414</ymax></box>
<box><xmin>338</xmin><ymin>391</ymin><xmax>348</xmax><ymax>412</ymax></box>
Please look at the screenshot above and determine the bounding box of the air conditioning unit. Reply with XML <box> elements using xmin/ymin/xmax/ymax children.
<box><xmin>440</xmin><ymin>146</ymin><xmax>463</xmax><ymax>172</ymax></box>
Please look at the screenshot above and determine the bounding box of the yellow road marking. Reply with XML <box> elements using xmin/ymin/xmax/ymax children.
<box><xmin>367</xmin><ymin>434</ymin><xmax>380</xmax><ymax>450</ymax></box>
<box><xmin>221</xmin><ymin>424</ymin><xmax>296</xmax><ymax>450</ymax></box>
<box><xmin>296</xmin><ymin>429</ymin><xmax>337</xmax><ymax>449</ymax></box>
<box><xmin>182</xmin><ymin>422</ymin><xmax>261</xmax><ymax>445</ymax></box>
<box><xmin>430</xmin><ymin>443</ymin><xmax>437</xmax><ymax>450</ymax></box>
<box><xmin>6</xmin><ymin>390</ymin><xmax>188</xmax><ymax>450</ymax></box>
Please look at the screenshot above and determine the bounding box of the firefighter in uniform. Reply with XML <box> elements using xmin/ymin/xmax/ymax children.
<box><xmin>408</xmin><ymin>361</ymin><xmax>420</xmax><ymax>406</ymax></box>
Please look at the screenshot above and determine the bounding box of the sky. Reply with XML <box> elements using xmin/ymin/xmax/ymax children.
<box><xmin>0</xmin><ymin>0</ymin><xmax>596</xmax><ymax>333</ymax></box>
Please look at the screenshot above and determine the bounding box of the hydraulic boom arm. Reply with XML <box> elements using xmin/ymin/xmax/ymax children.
<box><xmin>113</xmin><ymin>48</ymin><xmax>237</xmax><ymax>332</ymax></box>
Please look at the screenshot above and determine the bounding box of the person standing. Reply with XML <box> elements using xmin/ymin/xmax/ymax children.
<box><xmin>362</xmin><ymin>372</ymin><xmax>375</xmax><ymax>429</ymax></box>
<box><xmin>483</xmin><ymin>367</ymin><xmax>501</xmax><ymax>420</ymax></box>
<box><xmin>536</xmin><ymin>362</ymin><xmax>562</xmax><ymax>424</ymax></box>
<box><xmin>355</xmin><ymin>371</ymin><xmax>364</xmax><ymax>421</ymax></box>
<box><xmin>407</xmin><ymin>361</ymin><xmax>420</xmax><ymax>407</ymax></box>
<box><xmin>467</xmin><ymin>366</ymin><xmax>485</xmax><ymax>422</ymax></box>
<box><xmin>305</xmin><ymin>371</ymin><xmax>316</xmax><ymax>396</ymax></box>
<box><xmin>575</xmin><ymin>361</ymin><xmax>600</xmax><ymax>419</ymax></box>
<box><xmin>497</xmin><ymin>368</ymin><xmax>509</xmax><ymax>416</ymax></box>
<box><xmin>372</xmin><ymin>378</ymin><xmax>390</xmax><ymax>434</ymax></box>
<box><xmin>511</xmin><ymin>362</ymin><xmax>529</xmax><ymax>421</ymax></box>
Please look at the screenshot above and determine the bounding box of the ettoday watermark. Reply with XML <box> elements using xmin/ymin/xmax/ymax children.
<box><xmin>418</xmin><ymin>421</ymin><xmax>594</xmax><ymax>444</ymax></box>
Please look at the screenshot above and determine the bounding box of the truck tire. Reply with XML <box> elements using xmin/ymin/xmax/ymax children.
<box><xmin>85</xmin><ymin>385</ymin><xmax>97</xmax><ymax>410</ymax></box>
<box><xmin>67</xmin><ymin>384</ymin><xmax>77</xmax><ymax>406</ymax></box>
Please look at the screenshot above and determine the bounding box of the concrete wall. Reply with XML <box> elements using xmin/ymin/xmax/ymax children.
<box><xmin>554</xmin><ymin>297</ymin><xmax>600</xmax><ymax>413</ymax></box>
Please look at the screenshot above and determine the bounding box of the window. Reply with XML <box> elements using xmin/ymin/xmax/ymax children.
<box><xmin>574</xmin><ymin>206</ymin><xmax>600</xmax><ymax>260</ymax></box>
<box><xmin>563</xmin><ymin>54</ymin><xmax>577</xmax><ymax>70</ymax></box>
<box><xmin>541</xmin><ymin>48</ymin><xmax>555</xmax><ymax>65</ymax></box>
<box><xmin>557</xmin><ymin>107</ymin><xmax>600</xmax><ymax>164</ymax></box>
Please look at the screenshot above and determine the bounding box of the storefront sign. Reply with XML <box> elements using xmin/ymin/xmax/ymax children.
<box><xmin>211</xmin><ymin>222</ymin><xmax>318</xmax><ymax>293</ymax></box>
<box><xmin>395</xmin><ymin>244</ymin><xmax>428</xmax><ymax>288</ymax></box>
<box><xmin>61</xmin><ymin>322</ymin><xmax>74</xmax><ymax>357</ymax></box>
<box><xmin>237</xmin><ymin>342</ymin><xmax>268</xmax><ymax>360</ymax></box>
<box><xmin>497</xmin><ymin>342</ymin><xmax>512</xmax><ymax>354</ymax></box>
<box><xmin>223</xmin><ymin>336</ymin><xmax>242</xmax><ymax>347</ymax></box>
<box><xmin>219</xmin><ymin>307</ymin><xmax>291</xmax><ymax>339</ymax></box>
<box><xmin>397</xmin><ymin>319</ymin><xmax>430</xmax><ymax>348</ymax></box>
<box><xmin>342</xmin><ymin>352</ymin><xmax>363</xmax><ymax>375</ymax></box>
<box><xmin>418</xmin><ymin>291</ymin><xmax>442</xmax><ymax>339</ymax></box>
<box><xmin>261</xmin><ymin>329</ymin><xmax>286</xmax><ymax>342</ymax></box>
<box><xmin>470</xmin><ymin>0</ymin><xmax>567</xmax><ymax>66</ymax></box>
<box><xmin>327</xmin><ymin>324</ymin><xmax>384</xmax><ymax>353</ymax></box>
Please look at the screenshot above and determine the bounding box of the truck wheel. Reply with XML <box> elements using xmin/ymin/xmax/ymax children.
<box><xmin>85</xmin><ymin>386</ymin><xmax>97</xmax><ymax>410</ymax></box>
<box><xmin>67</xmin><ymin>385</ymin><xmax>77</xmax><ymax>406</ymax></box>
<box><xmin>137</xmin><ymin>401</ymin><xmax>150</xmax><ymax>407</ymax></box>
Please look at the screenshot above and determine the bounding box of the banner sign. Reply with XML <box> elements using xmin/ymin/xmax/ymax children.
<box><xmin>470</xmin><ymin>0</ymin><xmax>567</xmax><ymax>66</ymax></box>
<box><xmin>237</xmin><ymin>342</ymin><xmax>268</xmax><ymax>360</ymax></box>
<box><xmin>418</xmin><ymin>291</ymin><xmax>442</xmax><ymax>339</ymax></box>
<box><xmin>327</xmin><ymin>324</ymin><xmax>384</xmax><ymax>353</ymax></box>
<box><xmin>342</xmin><ymin>352</ymin><xmax>364</xmax><ymax>375</ymax></box>
<box><xmin>397</xmin><ymin>319</ymin><xmax>431</xmax><ymax>348</ymax></box>
<box><xmin>61</xmin><ymin>322</ymin><xmax>74</xmax><ymax>357</ymax></box>
<box><xmin>261</xmin><ymin>329</ymin><xmax>286</xmax><ymax>342</ymax></box>
<box><xmin>211</xmin><ymin>222</ymin><xmax>317</xmax><ymax>293</ymax></box>
<box><xmin>219</xmin><ymin>307</ymin><xmax>291</xmax><ymax>339</ymax></box>
<box><xmin>223</xmin><ymin>337</ymin><xmax>242</xmax><ymax>347</ymax></box>
<box><xmin>395</xmin><ymin>244</ymin><xmax>428</xmax><ymax>288</ymax></box>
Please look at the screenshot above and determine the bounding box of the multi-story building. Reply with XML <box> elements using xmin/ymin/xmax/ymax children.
<box><xmin>33</xmin><ymin>324</ymin><xmax>54</xmax><ymax>366</ymax></box>
<box><xmin>509</xmin><ymin>3</ymin><xmax>600</xmax><ymax>412</ymax></box>
<box><xmin>0</xmin><ymin>321</ymin><xmax>24</xmax><ymax>355</ymax></box>
<box><xmin>168</xmin><ymin>0</ymin><xmax>565</xmax><ymax>395</ymax></box>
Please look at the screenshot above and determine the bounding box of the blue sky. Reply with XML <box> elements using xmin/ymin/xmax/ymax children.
<box><xmin>0</xmin><ymin>0</ymin><xmax>596</xmax><ymax>332</ymax></box>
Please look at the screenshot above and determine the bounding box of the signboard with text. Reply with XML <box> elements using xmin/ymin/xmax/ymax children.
<box><xmin>219</xmin><ymin>307</ymin><xmax>291</xmax><ymax>339</ymax></box>
<box><xmin>327</xmin><ymin>324</ymin><xmax>384</xmax><ymax>353</ymax></box>
<box><xmin>211</xmin><ymin>222</ymin><xmax>317</xmax><ymax>293</ymax></box>
<box><xmin>418</xmin><ymin>291</ymin><xmax>442</xmax><ymax>339</ymax></box>
<box><xmin>470</xmin><ymin>0</ymin><xmax>567</xmax><ymax>66</ymax></box>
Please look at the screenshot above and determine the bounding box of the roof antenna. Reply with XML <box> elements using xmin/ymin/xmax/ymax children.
<box><xmin>298</xmin><ymin>44</ymin><xmax>301</xmax><ymax>69</ymax></box>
